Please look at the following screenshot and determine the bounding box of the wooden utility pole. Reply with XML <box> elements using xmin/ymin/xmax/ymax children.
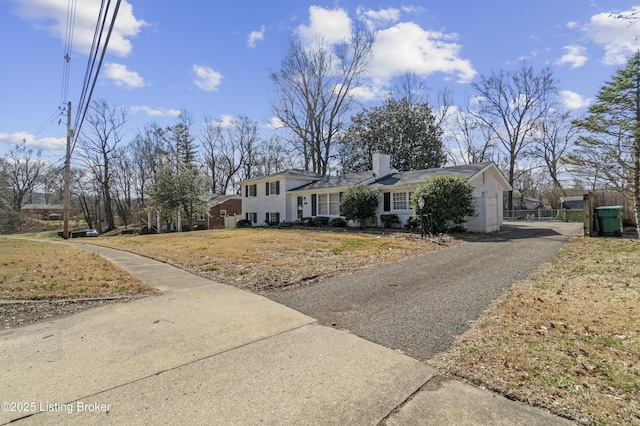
<box><xmin>63</xmin><ymin>102</ymin><xmax>72</xmax><ymax>239</ymax></box>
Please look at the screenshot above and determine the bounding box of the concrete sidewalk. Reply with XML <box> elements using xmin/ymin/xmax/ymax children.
<box><xmin>0</xmin><ymin>243</ymin><xmax>574</xmax><ymax>425</ymax></box>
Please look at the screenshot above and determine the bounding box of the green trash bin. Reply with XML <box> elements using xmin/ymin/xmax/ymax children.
<box><xmin>595</xmin><ymin>206</ymin><xmax>623</xmax><ymax>237</ymax></box>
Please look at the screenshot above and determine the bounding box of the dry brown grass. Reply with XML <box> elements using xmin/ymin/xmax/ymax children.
<box><xmin>428</xmin><ymin>237</ymin><xmax>640</xmax><ymax>425</ymax></box>
<box><xmin>0</xmin><ymin>238</ymin><xmax>156</xmax><ymax>299</ymax></box>
<box><xmin>85</xmin><ymin>227</ymin><xmax>454</xmax><ymax>292</ymax></box>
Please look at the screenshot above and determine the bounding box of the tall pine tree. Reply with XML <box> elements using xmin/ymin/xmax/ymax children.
<box><xmin>569</xmin><ymin>53</ymin><xmax>640</xmax><ymax>238</ymax></box>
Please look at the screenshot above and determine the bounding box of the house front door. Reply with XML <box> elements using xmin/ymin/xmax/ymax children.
<box><xmin>297</xmin><ymin>197</ymin><xmax>303</xmax><ymax>219</ymax></box>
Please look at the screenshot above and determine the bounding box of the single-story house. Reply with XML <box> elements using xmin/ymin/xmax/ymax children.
<box><xmin>240</xmin><ymin>153</ymin><xmax>512</xmax><ymax>233</ymax></box>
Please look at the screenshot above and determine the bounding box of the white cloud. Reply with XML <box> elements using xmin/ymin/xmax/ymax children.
<box><xmin>560</xmin><ymin>90</ymin><xmax>591</xmax><ymax>110</ymax></box>
<box><xmin>266</xmin><ymin>117</ymin><xmax>284</xmax><ymax>130</ymax></box>
<box><xmin>566</xmin><ymin>21</ymin><xmax>578</xmax><ymax>30</ymax></box>
<box><xmin>349</xmin><ymin>85</ymin><xmax>383</xmax><ymax>102</ymax></box>
<box><xmin>296</xmin><ymin>6</ymin><xmax>352</xmax><ymax>45</ymax></box>
<box><xmin>555</xmin><ymin>45</ymin><xmax>588</xmax><ymax>69</ymax></box>
<box><xmin>13</xmin><ymin>0</ymin><xmax>147</xmax><ymax>57</ymax></box>
<box><xmin>0</xmin><ymin>131</ymin><xmax>65</xmax><ymax>152</ymax></box>
<box><xmin>368</xmin><ymin>22</ymin><xmax>476</xmax><ymax>84</ymax></box>
<box><xmin>129</xmin><ymin>106</ymin><xmax>180</xmax><ymax>117</ymax></box>
<box><xmin>215</xmin><ymin>115</ymin><xmax>236</xmax><ymax>128</ymax></box>
<box><xmin>356</xmin><ymin>6</ymin><xmax>400</xmax><ymax>30</ymax></box>
<box><xmin>585</xmin><ymin>6</ymin><xmax>640</xmax><ymax>65</ymax></box>
<box><xmin>248</xmin><ymin>26</ymin><xmax>265</xmax><ymax>48</ymax></box>
<box><xmin>104</xmin><ymin>63</ymin><xmax>144</xmax><ymax>88</ymax></box>
<box><xmin>193</xmin><ymin>65</ymin><xmax>223</xmax><ymax>92</ymax></box>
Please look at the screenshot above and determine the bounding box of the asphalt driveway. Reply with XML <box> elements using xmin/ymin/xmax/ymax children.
<box><xmin>268</xmin><ymin>222</ymin><xmax>582</xmax><ymax>360</ymax></box>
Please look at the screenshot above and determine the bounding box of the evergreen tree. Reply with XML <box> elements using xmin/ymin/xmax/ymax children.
<box><xmin>569</xmin><ymin>53</ymin><xmax>640</xmax><ymax>238</ymax></box>
<box><xmin>339</xmin><ymin>98</ymin><xmax>446</xmax><ymax>173</ymax></box>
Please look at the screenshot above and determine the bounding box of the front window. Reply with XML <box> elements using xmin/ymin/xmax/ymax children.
<box><xmin>329</xmin><ymin>193</ymin><xmax>341</xmax><ymax>215</ymax></box>
<box><xmin>393</xmin><ymin>192</ymin><xmax>409</xmax><ymax>210</ymax></box>
<box><xmin>318</xmin><ymin>194</ymin><xmax>328</xmax><ymax>215</ymax></box>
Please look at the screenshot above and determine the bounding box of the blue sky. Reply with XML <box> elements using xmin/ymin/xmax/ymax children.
<box><xmin>1</xmin><ymin>1</ymin><xmax>640</xmax><ymax>164</ymax></box>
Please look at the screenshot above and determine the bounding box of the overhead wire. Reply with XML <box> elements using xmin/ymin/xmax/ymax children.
<box><xmin>60</xmin><ymin>0</ymin><xmax>77</xmax><ymax>106</ymax></box>
<box><xmin>71</xmin><ymin>0</ymin><xmax>122</xmax><ymax>154</ymax></box>
<box><xmin>6</xmin><ymin>109</ymin><xmax>62</xmax><ymax>156</ymax></box>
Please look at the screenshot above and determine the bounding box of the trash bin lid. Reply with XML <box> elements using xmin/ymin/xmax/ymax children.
<box><xmin>595</xmin><ymin>205</ymin><xmax>623</xmax><ymax>210</ymax></box>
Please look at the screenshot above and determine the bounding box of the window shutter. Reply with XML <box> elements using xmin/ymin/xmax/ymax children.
<box><xmin>383</xmin><ymin>192</ymin><xmax>391</xmax><ymax>212</ymax></box>
<box><xmin>311</xmin><ymin>194</ymin><xmax>317</xmax><ymax>216</ymax></box>
<box><xmin>265</xmin><ymin>182</ymin><xmax>270</xmax><ymax>196</ymax></box>
<box><xmin>276</xmin><ymin>180</ymin><xmax>280</xmax><ymax>195</ymax></box>
<box><xmin>245</xmin><ymin>185</ymin><xmax>248</xmax><ymax>197</ymax></box>
<box><xmin>265</xmin><ymin>212</ymin><xmax>270</xmax><ymax>223</ymax></box>
<box><xmin>275</xmin><ymin>212</ymin><xmax>280</xmax><ymax>223</ymax></box>
<box><xmin>245</xmin><ymin>212</ymin><xmax>249</xmax><ymax>221</ymax></box>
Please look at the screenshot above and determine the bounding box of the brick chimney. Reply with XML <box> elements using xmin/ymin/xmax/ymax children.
<box><xmin>372</xmin><ymin>152</ymin><xmax>391</xmax><ymax>178</ymax></box>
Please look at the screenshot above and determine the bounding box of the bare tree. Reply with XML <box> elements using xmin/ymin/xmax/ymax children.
<box><xmin>445</xmin><ymin>102</ymin><xmax>496</xmax><ymax>165</ymax></box>
<box><xmin>531</xmin><ymin>110</ymin><xmax>576</xmax><ymax>189</ymax></box>
<box><xmin>130</xmin><ymin>123</ymin><xmax>168</xmax><ymax>211</ymax></box>
<box><xmin>389</xmin><ymin>72</ymin><xmax>453</xmax><ymax>129</ymax></box>
<box><xmin>255</xmin><ymin>135</ymin><xmax>291</xmax><ymax>176</ymax></box>
<box><xmin>6</xmin><ymin>145</ymin><xmax>47</xmax><ymax>211</ymax></box>
<box><xmin>77</xmin><ymin>99</ymin><xmax>127</xmax><ymax>232</ymax></box>
<box><xmin>270</xmin><ymin>26</ymin><xmax>374</xmax><ymax>174</ymax></box>
<box><xmin>112</xmin><ymin>146</ymin><xmax>134</xmax><ymax>228</ymax></box>
<box><xmin>201</xmin><ymin>116</ymin><xmax>221</xmax><ymax>194</ymax></box>
<box><xmin>201</xmin><ymin>115</ymin><xmax>260</xmax><ymax>194</ymax></box>
<box><xmin>471</xmin><ymin>63</ymin><xmax>558</xmax><ymax>210</ymax></box>
<box><xmin>41</xmin><ymin>165</ymin><xmax>64</xmax><ymax>205</ymax></box>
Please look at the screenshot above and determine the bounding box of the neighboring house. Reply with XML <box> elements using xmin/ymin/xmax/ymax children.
<box><xmin>511</xmin><ymin>195</ymin><xmax>544</xmax><ymax>210</ymax></box>
<box><xmin>21</xmin><ymin>203</ymin><xmax>64</xmax><ymax>220</ymax></box>
<box><xmin>203</xmin><ymin>194</ymin><xmax>242</xmax><ymax>229</ymax></box>
<box><xmin>148</xmin><ymin>194</ymin><xmax>242</xmax><ymax>231</ymax></box>
<box><xmin>560</xmin><ymin>196</ymin><xmax>585</xmax><ymax>210</ymax></box>
<box><xmin>240</xmin><ymin>153</ymin><xmax>512</xmax><ymax>233</ymax></box>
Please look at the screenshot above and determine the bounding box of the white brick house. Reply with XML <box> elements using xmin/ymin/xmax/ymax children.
<box><xmin>240</xmin><ymin>154</ymin><xmax>511</xmax><ymax>233</ymax></box>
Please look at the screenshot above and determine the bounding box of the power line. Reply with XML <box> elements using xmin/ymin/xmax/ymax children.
<box><xmin>60</xmin><ymin>0</ymin><xmax>77</xmax><ymax>105</ymax></box>
<box><xmin>5</xmin><ymin>109</ymin><xmax>62</xmax><ymax>157</ymax></box>
<box><xmin>71</xmin><ymin>0</ymin><xmax>122</xmax><ymax>153</ymax></box>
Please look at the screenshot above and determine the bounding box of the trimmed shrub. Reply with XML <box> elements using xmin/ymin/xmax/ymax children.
<box><xmin>329</xmin><ymin>217</ymin><xmax>347</xmax><ymax>227</ymax></box>
<box><xmin>380</xmin><ymin>214</ymin><xmax>400</xmax><ymax>229</ymax></box>
<box><xmin>312</xmin><ymin>216</ymin><xmax>330</xmax><ymax>227</ymax></box>
<box><xmin>412</xmin><ymin>176</ymin><xmax>475</xmax><ymax>234</ymax></box>
<box><xmin>404</xmin><ymin>216</ymin><xmax>420</xmax><ymax>230</ymax></box>
<box><xmin>341</xmin><ymin>185</ymin><xmax>381</xmax><ymax>228</ymax></box>
<box><xmin>236</xmin><ymin>219</ymin><xmax>252</xmax><ymax>228</ymax></box>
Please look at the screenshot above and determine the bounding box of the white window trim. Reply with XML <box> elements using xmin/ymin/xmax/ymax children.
<box><xmin>392</xmin><ymin>192</ymin><xmax>410</xmax><ymax>211</ymax></box>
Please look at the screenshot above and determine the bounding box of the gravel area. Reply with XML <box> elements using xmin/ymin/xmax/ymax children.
<box><xmin>268</xmin><ymin>222</ymin><xmax>583</xmax><ymax>360</ymax></box>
